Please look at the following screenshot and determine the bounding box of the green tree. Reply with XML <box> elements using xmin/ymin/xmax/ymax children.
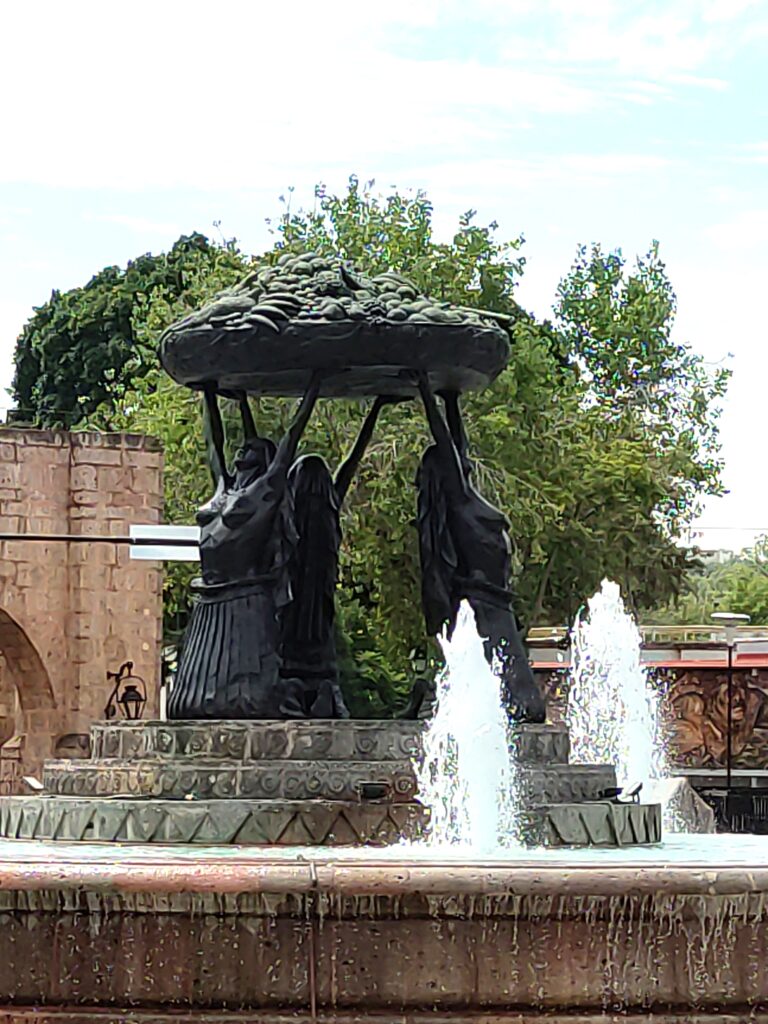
<box><xmin>652</xmin><ymin>538</ymin><xmax>768</xmax><ymax>626</ymax></box>
<box><xmin>12</xmin><ymin>177</ymin><xmax>730</xmax><ymax>713</ymax></box>
<box><xmin>555</xmin><ymin>243</ymin><xmax>729</xmax><ymax>535</ymax></box>
<box><xmin>12</xmin><ymin>233</ymin><xmax>247</xmax><ymax>428</ymax></box>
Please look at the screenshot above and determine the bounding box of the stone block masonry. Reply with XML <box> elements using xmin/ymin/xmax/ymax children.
<box><xmin>0</xmin><ymin>429</ymin><xmax>163</xmax><ymax>783</ymax></box>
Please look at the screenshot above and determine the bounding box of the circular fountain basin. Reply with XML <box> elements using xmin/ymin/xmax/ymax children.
<box><xmin>0</xmin><ymin>833</ymin><xmax>765</xmax><ymax>1015</ymax></box>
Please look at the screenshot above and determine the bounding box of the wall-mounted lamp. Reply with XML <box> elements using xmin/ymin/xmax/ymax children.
<box><xmin>104</xmin><ymin>662</ymin><xmax>147</xmax><ymax>721</ymax></box>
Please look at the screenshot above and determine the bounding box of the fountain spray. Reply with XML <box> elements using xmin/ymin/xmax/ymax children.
<box><xmin>568</xmin><ymin>579</ymin><xmax>667</xmax><ymax>791</ymax></box>
<box><xmin>416</xmin><ymin>601</ymin><xmax>520</xmax><ymax>851</ymax></box>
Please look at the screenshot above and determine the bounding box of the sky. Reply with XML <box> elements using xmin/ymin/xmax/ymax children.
<box><xmin>1</xmin><ymin>0</ymin><xmax>766</xmax><ymax>550</ymax></box>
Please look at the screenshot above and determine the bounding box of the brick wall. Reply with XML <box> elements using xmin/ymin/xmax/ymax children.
<box><xmin>0</xmin><ymin>429</ymin><xmax>163</xmax><ymax>782</ymax></box>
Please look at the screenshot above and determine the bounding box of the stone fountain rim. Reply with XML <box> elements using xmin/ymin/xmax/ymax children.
<box><xmin>0</xmin><ymin>845</ymin><xmax>766</xmax><ymax>898</ymax></box>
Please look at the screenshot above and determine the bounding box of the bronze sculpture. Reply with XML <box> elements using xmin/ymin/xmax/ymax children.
<box><xmin>415</xmin><ymin>373</ymin><xmax>545</xmax><ymax>722</ymax></box>
<box><xmin>279</xmin><ymin>397</ymin><xmax>400</xmax><ymax>718</ymax></box>
<box><xmin>167</xmin><ymin>377</ymin><xmax>319</xmax><ymax>719</ymax></box>
<box><xmin>160</xmin><ymin>252</ymin><xmax>546</xmax><ymax>723</ymax></box>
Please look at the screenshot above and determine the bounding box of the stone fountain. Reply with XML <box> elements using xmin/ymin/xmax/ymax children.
<box><xmin>0</xmin><ymin>718</ymin><xmax>659</xmax><ymax>847</ymax></box>
<box><xmin>0</xmin><ymin>254</ymin><xmax>762</xmax><ymax>1020</ymax></box>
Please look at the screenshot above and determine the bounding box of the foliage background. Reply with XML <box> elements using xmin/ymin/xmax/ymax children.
<box><xmin>11</xmin><ymin>178</ymin><xmax>730</xmax><ymax>715</ymax></box>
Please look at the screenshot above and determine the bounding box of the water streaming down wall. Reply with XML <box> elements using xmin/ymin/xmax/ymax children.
<box><xmin>0</xmin><ymin>878</ymin><xmax>766</xmax><ymax>1010</ymax></box>
<box><xmin>568</xmin><ymin>579</ymin><xmax>668</xmax><ymax>792</ymax></box>
<box><xmin>416</xmin><ymin>601</ymin><xmax>520</xmax><ymax>850</ymax></box>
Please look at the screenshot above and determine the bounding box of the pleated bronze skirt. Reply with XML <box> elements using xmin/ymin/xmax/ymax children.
<box><xmin>168</xmin><ymin>577</ymin><xmax>282</xmax><ymax>720</ymax></box>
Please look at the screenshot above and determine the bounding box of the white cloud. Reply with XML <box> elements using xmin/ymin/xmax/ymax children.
<box><xmin>665</xmin><ymin>73</ymin><xmax>728</xmax><ymax>90</ymax></box>
<box><xmin>84</xmin><ymin>213</ymin><xmax>185</xmax><ymax>236</ymax></box>
<box><xmin>552</xmin><ymin>9</ymin><xmax>726</xmax><ymax>78</ymax></box>
<box><xmin>403</xmin><ymin>153</ymin><xmax>675</xmax><ymax>195</ymax></box>
<box><xmin>703</xmin><ymin>210</ymin><xmax>768</xmax><ymax>249</ymax></box>
<box><xmin>497</xmin><ymin>1</ymin><xmax>760</xmax><ymax>87</ymax></box>
<box><xmin>561</xmin><ymin>153</ymin><xmax>675</xmax><ymax>175</ymax></box>
<box><xmin>702</xmin><ymin>0</ymin><xmax>762</xmax><ymax>23</ymax></box>
<box><xmin>0</xmin><ymin>0</ymin><xmax>602</xmax><ymax>191</ymax></box>
<box><xmin>550</xmin><ymin>0</ymin><xmax>618</xmax><ymax>16</ymax></box>
<box><xmin>0</xmin><ymin>45</ymin><xmax>603</xmax><ymax>190</ymax></box>
<box><xmin>735</xmin><ymin>142</ymin><xmax>768</xmax><ymax>164</ymax></box>
<box><xmin>2</xmin><ymin>0</ymin><xmax>747</xmax><ymax>192</ymax></box>
<box><xmin>668</xmin><ymin>257</ymin><xmax>768</xmax><ymax>542</ymax></box>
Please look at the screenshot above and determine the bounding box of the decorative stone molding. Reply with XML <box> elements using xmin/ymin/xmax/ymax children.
<box><xmin>90</xmin><ymin>720</ymin><xmax>569</xmax><ymax>765</ymax></box>
<box><xmin>43</xmin><ymin>758</ymin><xmax>418</xmax><ymax>802</ymax></box>
<box><xmin>0</xmin><ymin>796</ymin><xmax>425</xmax><ymax>846</ymax></box>
<box><xmin>0</xmin><ymin>719</ymin><xmax>660</xmax><ymax>849</ymax></box>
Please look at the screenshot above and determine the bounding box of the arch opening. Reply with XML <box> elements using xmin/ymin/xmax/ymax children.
<box><xmin>0</xmin><ymin>609</ymin><xmax>56</xmax><ymax>712</ymax></box>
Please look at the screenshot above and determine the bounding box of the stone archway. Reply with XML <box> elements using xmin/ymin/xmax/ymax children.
<box><xmin>0</xmin><ymin>654</ymin><xmax>16</xmax><ymax>748</ymax></box>
<box><xmin>0</xmin><ymin>609</ymin><xmax>56</xmax><ymax>712</ymax></box>
<box><xmin>0</xmin><ymin>610</ymin><xmax>56</xmax><ymax>788</ymax></box>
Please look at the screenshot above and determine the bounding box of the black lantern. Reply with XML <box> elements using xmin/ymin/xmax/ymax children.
<box><xmin>409</xmin><ymin>646</ymin><xmax>428</xmax><ymax>676</ymax></box>
<box><xmin>104</xmin><ymin>662</ymin><xmax>147</xmax><ymax>721</ymax></box>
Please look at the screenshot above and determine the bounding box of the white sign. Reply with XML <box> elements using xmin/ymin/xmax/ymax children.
<box><xmin>129</xmin><ymin>524</ymin><xmax>200</xmax><ymax>562</ymax></box>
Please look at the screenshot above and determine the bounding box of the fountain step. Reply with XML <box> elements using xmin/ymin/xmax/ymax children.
<box><xmin>45</xmin><ymin>757</ymin><xmax>618</xmax><ymax>802</ymax></box>
<box><xmin>520</xmin><ymin>800</ymin><xmax>662</xmax><ymax>848</ymax></box>
<box><xmin>90</xmin><ymin>720</ymin><xmax>570</xmax><ymax>765</ymax></box>
<box><xmin>42</xmin><ymin>758</ymin><xmax>614</xmax><ymax>804</ymax></box>
<box><xmin>0</xmin><ymin>793</ymin><xmax>659</xmax><ymax>848</ymax></box>
<box><xmin>0</xmin><ymin>795</ymin><xmax>424</xmax><ymax>846</ymax></box>
<box><xmin>92</xmin><ymin>719</ymin><xmax>420</xmax><ymax>763</ymax></box>
<box><xmin>510</xmin><ymin>722</ymin><xmax>570</xmax><ymax>764</ymax></box>
<box><xmin>518</xmin><ymin>764</ymin><xmax>617</xmax><ymax>804</ymax></box>
<box><xmin>43</xmin><ymin>758</ymin><xmax>418</xmax><ymax>802</ymax></box>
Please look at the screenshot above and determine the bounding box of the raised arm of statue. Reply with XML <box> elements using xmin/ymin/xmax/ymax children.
<box><xmin>202</xmin><ymin>386</ymin><xmax>232</xmax><ymax>490</ymax></box>
<box><xmin>417</xmin><ymin>374</ymin><xmax>468</xmax><ymax>499</ymax></box>
<box><xmin>272</xmin><ymin>372</ymin><xmax>322</xmax><ymax>474</ymax></box>
<box><xmin>334</xmin><ymin>396</ymin><xmax>402</xmax><ymax>504</ymax></box>
<box><xmin>440</xmin><ymin>391</ymin><xmax>469</xmax><ymax>463</ymax></box>
<box><xmin>238</xmin><ymin>393</ymin><xmax>258</xmax><ymax>444</ymax></box>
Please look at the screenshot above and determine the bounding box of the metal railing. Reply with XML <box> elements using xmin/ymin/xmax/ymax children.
<box><xmin>703</xmin><ymin>789</ymin><xmax>768</xmax><ymax>834</ymax></box>
<box><xmin>527</xmin><ymin>624</ymin><xmax>768</xmax><ymax>645</ymax></box>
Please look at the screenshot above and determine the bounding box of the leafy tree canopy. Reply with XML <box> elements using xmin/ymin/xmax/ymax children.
<box><xmin>11</xmin><ymin>176</ymin><xmax>730</xmax><ymax>714</ymax></box>
<box><xmin>12</xmin><ymin>233</ymin><xmax>244</xmax><ymax>428</ymax></box>
<box><xmin>651</xmin><ymin>538</ymin><xmax>768</xmax><ymax>626</ymax></box>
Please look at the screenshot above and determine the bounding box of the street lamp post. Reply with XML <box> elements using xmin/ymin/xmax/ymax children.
<box><xmin>711</xmin><ymin>612</ymin><xmax>751</xmax><ymax>794</ymax></box>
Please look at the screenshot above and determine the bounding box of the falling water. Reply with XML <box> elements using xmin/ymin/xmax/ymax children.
<box><xmin>568</xmin><ymin>579</ymin><xmax>667</xmax><ymax>790</ymax></box>
<box><xmin>416</xmin><ymin>601</ymin><xmax>519</xmax><ymax>851</ymax></box>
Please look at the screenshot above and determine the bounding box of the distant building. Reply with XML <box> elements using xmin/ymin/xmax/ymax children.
<box><xmin>529</xmin><ymin>624</ymin><xmax>768</xmax><ymax>781</ymax></box>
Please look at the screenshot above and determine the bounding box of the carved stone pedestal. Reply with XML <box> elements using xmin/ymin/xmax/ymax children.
<box><xmin>0</xmin><ymin>718</ymin><xmax>660</xmax><ymax>847</ymax></box>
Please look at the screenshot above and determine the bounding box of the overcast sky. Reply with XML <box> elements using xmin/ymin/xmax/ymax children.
<box><xmin>1</xmin><ymin>0</ymin><xmax>766</xmax><ymax>549</ymax></box>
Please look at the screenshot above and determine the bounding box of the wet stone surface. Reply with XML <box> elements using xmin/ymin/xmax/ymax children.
<box><xmin>41</xmin><ymin>758</ymin><xmax>609</xmax><ymax>804</ymax></box>
<box><xmin>0</xmin><ymin>837</ymin><xmax>762</xmax><ymax>1011</ymax></box>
